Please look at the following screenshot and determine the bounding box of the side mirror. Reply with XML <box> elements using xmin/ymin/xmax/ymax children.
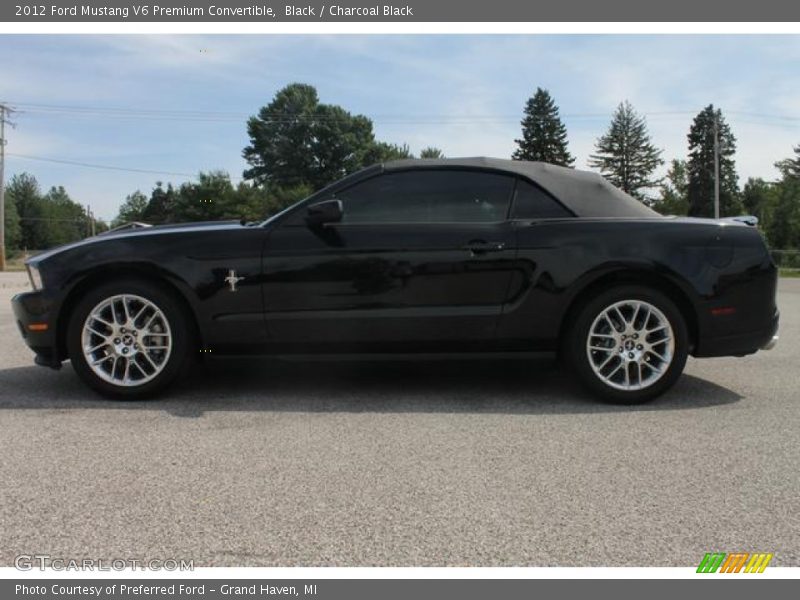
<box><xmin>306</xmin><ymin>198</ymin><xmax>343</xmax><ymax>227</ymax></box>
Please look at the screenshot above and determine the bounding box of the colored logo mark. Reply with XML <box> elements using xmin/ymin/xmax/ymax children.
<box><xmin>697</xmin><ymin>552</ymin><xmax>773</xmax><ymax>573</ymax></box>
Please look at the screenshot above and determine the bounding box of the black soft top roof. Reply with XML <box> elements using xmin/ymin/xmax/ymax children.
<box><xmin>360</xmin><ymin>157</ymin><xmax>659</xmax><ymax>219</ymax></box>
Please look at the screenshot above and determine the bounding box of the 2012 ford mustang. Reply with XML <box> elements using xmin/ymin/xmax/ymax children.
<box><xmin>11</xmin><ymin>158</ymin><xmax>779</xmax><ymax>403</ymax></box>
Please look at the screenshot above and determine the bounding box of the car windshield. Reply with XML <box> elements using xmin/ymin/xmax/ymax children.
<box><xmin>259</xmin><ymin>199</ymin><xmax>305</xmax><ymax>227</ymax></box>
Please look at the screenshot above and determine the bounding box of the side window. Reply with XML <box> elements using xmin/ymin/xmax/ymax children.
<box><xmin>512</xmin><ymin>179</ymin><xmax>573</xmax><ymax>219</ymax></box>
<box><xmin>336</xmin><ymin>170</ymin><xmax>515</xmax><ymax>224</ymax></box>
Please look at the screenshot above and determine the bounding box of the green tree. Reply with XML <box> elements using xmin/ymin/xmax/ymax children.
<box><xmin>420</xmin><ymin>147</ymin><xmax>444</xmax><ymax>159</ymax></box>
<box><xmin>765</xmin><ymin>178</ymin><xmax>800</xmax><ymax>249</ymax></box>
<box><xmin>113</xmin><ymin>191</ymin><xmax>149</xmax><ymax>227</ymax></box>
<box><xmin>775</xmin><ymin>144</ymin><xmax>800</xmax><ymax>180</ymax></box>
<box><xmin>41</xmin><ymin>186</ymin><xmax>87</xmax><ymax>247</ymax></box>
<box><xmin>310</xmin><ymin>104</ymin><xmax>376</xmax><ymax>184</ymax></box>
<box><xmin>588</xmin><ymin>101</ymin><xmax>663</xmax><ymax>201</ymax></box>
<box><xmin>764</xmin><ymin>144</ymin><xmax>800</xmax><ymax>249</ymax></box>
<box><xmin>94</xmin><ymin>219</ymin><xmax>110</xmax><ymax>235</ymax></box>
<box><xmin>3</xmin><ymin>189</ymin><xmax>21</xmax><ymax>253</ymax></box>
<box><xmin>652</xmin><ymin>159</ymin><xmax>690</xmax><ymax>215</ymax></box>
<box><xmin>243</xmin><ymin>83</ymin><xmax>319</xmax><ymax>188</ymax></box>
<box><xmin>261</xmin><ymin>183</ymin><xmax>313</xmax><ymax>217</ymax></box>
<box><xmin>243</xmin><ymin>83</ymin><xmax>392</xmax><ymax>190</ymax></box>
<box><xmin>512</xmin><ymin>88</ymin><xmax>574</xmax><ymax>166</ymax></box>
<box><xmin>686</xmin><ymin>105</ymin><xmax>742</xmax><ymax>217</ymax></box>
<box><xmin>170</xmin><ymin>171</ymin><xmax>240</xmax><ymax>222</ymax></box>
<box><xmin>741</xmin><ymin>177</ymin><xmax>773</xmax><ymax>223</ymax></box>
<box><xmin>142</xmin><ymin>182</ymin><xmax>177</xmax><ymax>223</ymax></box>
<box><xmin>8</xmin><ymin>173</ymin><xmax>45</xmax><ymax>250</ymax></box>
<box><xmin>364</xmin><ymin>142</ymin><xmax>413</xmax><ymax>163</ymax></box>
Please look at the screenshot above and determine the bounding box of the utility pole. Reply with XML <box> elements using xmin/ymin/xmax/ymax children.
<box><xmin>0</xmin><ymin>103</ymin><xmax>14</xmax><ymax>272</ymax></box>
<box><xmin>713</xmin><ymin>112</ymin><xmax>720</xmax><ymax>220</ymax></box>
<box><xmin>86</xmin><ymin>205</ymin><xmax>96</xmax><ymax>237</ymax></box>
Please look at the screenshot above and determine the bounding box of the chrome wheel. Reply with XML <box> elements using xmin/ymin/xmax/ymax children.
<box><xmin>586</xmin><ymin>299</ymin><xmax>674</xmax><ymax>391</ymax></box>
<box><xmin>81</xmin><ymin>294</ymin><xmax>173</xmax><ymax>387</ymax></box>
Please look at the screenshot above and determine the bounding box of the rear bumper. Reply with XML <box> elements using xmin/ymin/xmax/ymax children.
<box><xmin>11</xmin><ymin>290</ymin><xmax>63</xmax><ymax>368</ymax></box>
<box><xmin>761</xmin><ymin>331</ymin><xmax>779</xmax><ymax>350</ymax></box>
<box><xmin>693</xmin><ymin>308</ymin><xmax>779</xmax><ymax>357</ymax></box>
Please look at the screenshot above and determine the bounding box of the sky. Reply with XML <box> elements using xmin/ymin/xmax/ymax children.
<box><xmin>2</xmin><ymin>34</ymin><xmax>800</xmax><ymax>222</ymax></box>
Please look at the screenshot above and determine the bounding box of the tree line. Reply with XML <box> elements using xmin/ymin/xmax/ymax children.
<box><xmin>3</xmin><ymin>173</ymin><xmax>110</xmax><ymax>254</ymax></box>
<box><xmin>4</xmin><ymin>82</ymin><xmax>799</xmax><ymax>255</ymax></box>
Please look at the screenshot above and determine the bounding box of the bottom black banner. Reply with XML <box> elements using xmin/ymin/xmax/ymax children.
<box><xmin>3</xmin><ymin>579</ymin><xmax>796</xmax><ymax>600</ymax></box>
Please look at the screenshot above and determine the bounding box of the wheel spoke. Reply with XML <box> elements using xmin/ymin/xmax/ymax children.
<box><xmin>87</xmin><ymin>325</ymin><xmax>109</xmax><ymax>338</ymax></box>
<box><xmin>144</xmin><ymin>311</ymin><xmax>160</xmax><ymax>330</ymax></box>
<box><xmin>632</xmin><ymin>303</ymin><xmax>642</xmax><ymax>330</ymax></box>
<box><xmin>142</xmin><ymin>352</ymin><xmax>159</xmax><ymax>372</ymax></box>
<box><xmin>589</xmin><ymin>344</ymin><xmax>613</xmax><ymax>351</ymax></box>
<box><xmin>132</xmin><ymin>304</ymin><xmax>148</xmax><ymax>326</ymax></box>
<box><xmin>647</xmin><ymin>348</ymin><xmax>668</xmax><ymax>362</ymax></box>
<box><xmin>598</xmin><ymin>353</ymin><xmax>616</xmax><ymax>371</ymax></box>
<box><xmin>93</xmin><ymin>315</ymin><xmax>115</xmax><ymax>327</ymax></box>
<box><xmin>606</xmin><ymin>362</ymin><xmax>624</xmax><ymax>381</ymax></box>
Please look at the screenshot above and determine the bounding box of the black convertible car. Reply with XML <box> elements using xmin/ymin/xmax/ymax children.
<box><xmin>12</xmin><ymin>158</ymin><xmax>779</xmax><ymax>403</ymax></box>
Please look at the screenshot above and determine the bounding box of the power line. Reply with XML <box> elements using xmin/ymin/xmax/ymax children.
<box><xmin>5</xmin><ymin>100</ymin><xmax>800</xmax><ymax>125</ymax></box>
<box><xmin>7</xmin><ymin>153</ymin><xmax>197</xmax><ymax>178</ymax></box>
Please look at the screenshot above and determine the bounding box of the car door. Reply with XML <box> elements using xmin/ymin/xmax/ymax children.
<box><xmin>261</xmin><ymin>168</ymin><xmax>519</xmax><ymax>350</ymax></box>
<box><xmin>495</xmin><ymin>178</ymin><xmax>577</xmax><ymax>346</ymax></box>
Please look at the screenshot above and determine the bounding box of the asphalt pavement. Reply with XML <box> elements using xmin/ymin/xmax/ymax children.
<box><xmin>0</xmin><ymin>271</ymin><xmax>798</xmax><ymax>566</ymax></box>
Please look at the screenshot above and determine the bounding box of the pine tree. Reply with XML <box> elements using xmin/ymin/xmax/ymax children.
<box><xmin>741</xmin><ymin>177</ymin><xmax>773</xmax><ymax>223</ymax></box>
<box><xmin>588</xmin><ymin>101</ymin><xmax>663</xmax><ymax>201</ymax></box>
<box><xmin>686</xmin><ymin>105</ymin><xmax>742</xmax><ymax>217</ymax></box>
<box><xmin>652</xmin><ymin>159</ymin><xmax>689</xmax><ymax>215</ymax></box>
<box><xmin>775</xmin><ymin>144</ymin><xmax>800</xmax><ymax>180</ymax></box>
<box><xmin>419</xmin><ymin>146</ymin><xmax>444</xmax><ymax>159</ymax></box>
<box><xmin>512</xmin><ymin>88</ymin><xmax>574</xmax><ymax>166</ymax></box>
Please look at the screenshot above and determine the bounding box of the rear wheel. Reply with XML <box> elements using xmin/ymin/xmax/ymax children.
<box><xmin>567</xmin><ymin>285</ymin><xmax>689</xmax><ymax>404</ymax></box>
<box><xmin>66</xmin><ymin>279</ymin><xmax>192</xmax><ymax>399</ymax></box>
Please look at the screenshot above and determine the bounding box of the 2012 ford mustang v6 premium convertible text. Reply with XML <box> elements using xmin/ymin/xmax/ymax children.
<box><xmin>12</xmin><ymin>158</ymin><xmax>779</xmax><ymax>403</ymax></box>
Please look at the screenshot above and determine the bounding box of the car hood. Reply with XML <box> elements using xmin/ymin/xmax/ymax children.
<box><xmin>27</xmin><ymin>220</ymin><xmax>248</xmax><ymax>266</ymax></box>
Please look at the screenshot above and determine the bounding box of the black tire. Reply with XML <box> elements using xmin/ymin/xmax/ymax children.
<box><xmin>66</xmin><ymin>278</ymin><xmax>193</xmax><ymax>399</ymax></box>
<box><xmin>566</xmin><ymin>285</ymin><xmax>689</xmax><ymax>404</ymax></box>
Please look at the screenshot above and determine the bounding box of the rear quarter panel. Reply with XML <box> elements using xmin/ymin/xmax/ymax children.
<box><xmin>498</xmin><ymin>218</ymin><xmax>776</xmax><ymax>352</ymax></box>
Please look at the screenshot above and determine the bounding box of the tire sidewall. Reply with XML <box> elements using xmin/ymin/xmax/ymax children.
<box><xmin>66</xmin><ymin>278</ymin><xmax>190</xmax><ymax>399</ymax></box>
<box><xmin>568</xmin><ymin>285</ymin><xmax>689</xmax><ymax>404</ymax></box>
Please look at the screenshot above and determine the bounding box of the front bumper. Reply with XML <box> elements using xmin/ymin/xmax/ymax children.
<box><xmin>11</xmin><ymin>290</ymin><xmax>63</xmax><ymax>368</ymax></box>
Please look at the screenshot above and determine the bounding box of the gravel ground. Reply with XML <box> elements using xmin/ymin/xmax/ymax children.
<box><xmin>0</xmin><ymin>271</ymin><xmax>798</xmax><ymax>566</ymax></box>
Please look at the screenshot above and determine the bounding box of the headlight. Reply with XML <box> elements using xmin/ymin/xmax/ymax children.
<box><xmin>26</xmin><ymin>264</ymin><xmax>43</xmax><ymax>290</ymax></box>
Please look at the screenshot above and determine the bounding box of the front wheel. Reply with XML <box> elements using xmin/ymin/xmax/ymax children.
<box><xmin>66</xmin><ymin>278</ymin><xmax>193</xmax><ymax>399</ymax></box>
<box><xmin>567</xmin><ymin>285</ymin><xmax>689</xmax><ymax>404</ymax></box>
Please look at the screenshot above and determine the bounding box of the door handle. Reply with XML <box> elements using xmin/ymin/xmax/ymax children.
<box><xmin>461</xmin><ymin>240</ymin><xmax>506</xmax><ymax>254</ymax></box>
